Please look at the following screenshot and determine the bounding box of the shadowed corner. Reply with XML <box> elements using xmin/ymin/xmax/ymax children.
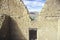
<box><xmin>0</xmin><ymin>14</ymin><xmax>10</xmax><ymax>40</ymax></box>
<box><xmin>0</xmin><ymin>14</ymin><xmax>27</xmax><ymax>40</ymax></box>
<box><xmin>56</xmin><ymin>0</ymin><xmax>60</xmax><ymax>5</ymax></box>
<box><xmin>9</xmin><ymin>16</ymin><xmax>27</xmax><ymax>40</ymax></box>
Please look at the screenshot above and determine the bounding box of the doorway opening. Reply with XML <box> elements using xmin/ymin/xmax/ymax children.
<box><xmin>29</xmin><ymin>28</ymin><xmax>37</xmax><ymax>40</ymax></box>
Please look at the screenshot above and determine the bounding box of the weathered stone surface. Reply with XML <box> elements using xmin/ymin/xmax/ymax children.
<box><xmin>0</xmin><ymin>0</ymin><xmax>31</xmax><ymax>40</ymax></box>
<box><xmin>0</xmin><ymin>14</ymin><xmax>5</xmax><ymax>29</ymax></box>
<box><xmin>0</xmin><ymin>0</ymin><xmax>60</xmax><ymax>40</ymax></box>
<box><xmin>35</xmin><ymin>0</ymin><xmax>60</xmax><ymax>40</ymax></box>
<box><xmin>40</xmin><ymin>0</ymin><xmax>60</xmax><ymax>17</ymax></box>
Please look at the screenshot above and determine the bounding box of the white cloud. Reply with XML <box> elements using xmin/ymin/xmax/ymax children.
<box><xmin>23</xmin><ymin>0</ymin><xmax>45</xmax><ymax>12</ymax></box>
<box><xmin>23</xmin><ymin>1</ymin><xmax>44</xmax><ymax>6</ymax></box>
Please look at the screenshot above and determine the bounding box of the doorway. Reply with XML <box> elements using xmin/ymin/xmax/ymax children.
<box><xmin>29</xmin><ymin>28</ymin><xmax>37</xmax><ymax>40</ymax></box>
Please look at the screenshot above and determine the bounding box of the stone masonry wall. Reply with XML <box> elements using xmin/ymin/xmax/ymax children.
<box><xmin>0</xmin><ymin>0</ymin><xmax>60</xmax><ymax>40</ymax></box>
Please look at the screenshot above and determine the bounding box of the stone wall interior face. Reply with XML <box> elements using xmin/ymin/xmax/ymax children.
<box><xmin>0</xmin><ymin>0</ymin><xmax>30</xmax><ymax>40</ymax></box>
<box><xmin>38</xmin><ymin>0</ymin><xmax>60</xmax><ymax>40</ymax></box>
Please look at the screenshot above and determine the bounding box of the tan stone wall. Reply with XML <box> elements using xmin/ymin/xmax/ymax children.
<box><xmin>37</xmin><ymin>17</ymin><xmax>58</xmax><ymax>40</ymax></box>
<box><xmin>0</xmin><ymin>0</ymin><xmax>31</xmax><ymax>40</ymax></box>
<box><xmin>0</xmin><ymin>0</ymin><xmax>60</xmax><ymax>40</ymax></box>
<box><xmin>36</xmin><ymin>0</ymin><xmax>60</xmax><ymax>40</ymax></box>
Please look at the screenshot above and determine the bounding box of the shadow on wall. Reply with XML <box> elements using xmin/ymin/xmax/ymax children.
<box><xmin>10</xmin><ymin>16</ymin><xmax>27</xmax><ymax>40</ymax></box>
<box><xmin>0</xmin><ymin>15</ymin><xmax>10</xmax><ymax>40</ymax></box>
<box><xmin>0</xmin><ymin>14</ymin><xmax>27</xmax><ymax>40</ymax></box>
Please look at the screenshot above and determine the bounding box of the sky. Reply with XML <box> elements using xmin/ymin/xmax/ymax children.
<box><xmin>23</xmin><ymin>0</ymin><xmax>46</xmax><ymax>12</ymax></box>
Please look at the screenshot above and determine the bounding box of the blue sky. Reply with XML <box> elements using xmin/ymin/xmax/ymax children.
<box><xmin>23</xmin><ymin>0</ymin><xmax>46</xmax><ymax>12</ymax></box>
